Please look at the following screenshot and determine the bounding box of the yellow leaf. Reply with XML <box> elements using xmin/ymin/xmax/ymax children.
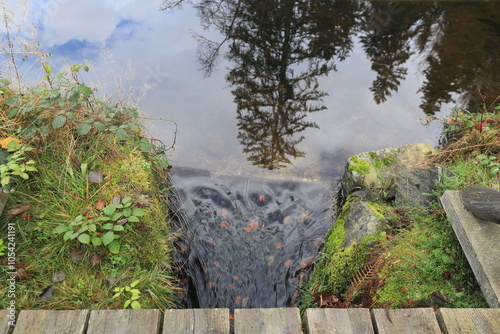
<box><xmin>0</xmin><ymin>137</ymin><xmax>21</xmax><ymax>149</ymax></box>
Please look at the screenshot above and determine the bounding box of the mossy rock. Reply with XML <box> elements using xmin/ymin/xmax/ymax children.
<box><xmin>341</xmin><ymin>143</ymin><xmax>437</xmax><ymax>194</ymax></box>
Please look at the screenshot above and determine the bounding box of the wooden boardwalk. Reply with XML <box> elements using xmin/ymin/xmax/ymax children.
<box><xmin>1</xmin><ymin>307</ymin><xmax>499</xmax><ymax>334</ymax></box>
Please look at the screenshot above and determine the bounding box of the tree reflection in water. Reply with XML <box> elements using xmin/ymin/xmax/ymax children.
<box><xmin>163</xmin><ymin>0</ymin><xmax>500</xmax><ymax>169</ymax></box>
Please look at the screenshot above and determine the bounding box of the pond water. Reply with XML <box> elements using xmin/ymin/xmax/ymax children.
<box><xmin>14</xmin><ymin>0</ymin><xmax>500</xmax><ymax>309</ymax></box>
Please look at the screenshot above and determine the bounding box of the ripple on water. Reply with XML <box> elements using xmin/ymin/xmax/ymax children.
<box><xmin>170</xmin><ymin>167</ymin><xmax>339</xmax><ymax>309</ymax></box>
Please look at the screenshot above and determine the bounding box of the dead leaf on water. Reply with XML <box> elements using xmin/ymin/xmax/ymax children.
<box><xmin>243</xmin><ymin>226</ymin><xmax>252</xmax><ymax>233</ymax></box>
<box><xmin>250</xmin><ymin>220</ymin><xmax>259</xmax><ymax>230</ymax></box>
<box><xmin>219</xmin><ymin>221</ymin><xmax>230</xmax><ymax>229</ymax></box>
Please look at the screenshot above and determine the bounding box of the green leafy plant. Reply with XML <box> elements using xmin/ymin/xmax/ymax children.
<box><xmin>112</xmin><ymin>279</ymin><xmax>142</xmax><ymax>309</ymax></box>
<box><xmin>0</xmin><ymin>142</ymin><xmax>37</xmax><ymax>192</ymax></box>
<box><xmin>0</xmin><ymin>239</ymin><xmax>7</xmax><ymax>256</ymax></box>
<box><xmin>477</xmin><ymin>154</ymin><xmax>500</xmax><ymax>176</ymax></box>
<box><xmin>53</xmin><ymin>197</ymin><xmax>147</xmax><ymax>254</ymax></box>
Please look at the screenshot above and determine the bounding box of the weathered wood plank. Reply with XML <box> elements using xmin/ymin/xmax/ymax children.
<box><xmin>12</xmin><ymin>310</ymin><xmax>89</xmax><ymax>334</ymax></box>
<box><xmin>371</xmin><ymin>308</ymin><xmax>441</xmax><ymax>334</ymax></box>
<box><xmin>87</xmin><ymin>309</ymin><xmax>160</xmax><ymax>334</ymax></box>
<box><xmin>436</xmin><ymin>308</ymin><xmax>500</xmax><ymax>334</ymax></box>
<box><xmin>234</xmin><ymin>308</ymin><xmax>302</xmax><ymax>334</ymax></box>
<box><xmin>305</xmin><ymin>308</ymin><xmax>374</xmax><ymax>334</ymax></box>
<box><xmin>163</xmin><ymin>309</ymin><xmax>229</xmax><ymax>334</ymax></box>
<box><xmin>0</xmin><ymin>310</ymin><xmax>14</xmax><ymax>334</ymax></box>
<box><xmin>441</xmin><ymin>190</ymin><xmax>500</xmax><ymax>307</ymax></box>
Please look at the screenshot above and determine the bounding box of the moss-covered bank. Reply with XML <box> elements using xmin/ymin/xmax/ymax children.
<box><xmin>0</xmin><ymin>70</ymin><xmax>178</xmax><ymax>310</ymax></box>
<box><xmin>303</xmin><ymin>107</ymin><xmax>499</xmax><ymax>310</ymax></box>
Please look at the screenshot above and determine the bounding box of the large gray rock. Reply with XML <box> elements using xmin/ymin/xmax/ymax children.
<box><xmin>341</xmin><ymin>143</ymin><xmax>437</xmax><ymax>195</ymax></box>
<box><xmin>343</xmin><ymin>200</ymin><xmax>387</xmax><ymax>247</ymax></box>
<box><xmin>460</xmin><ymin>185</ymin><xmax>500</xmax><ymax>224</ymax></box>
<box><xmin>395</xmin><ymin>166</ymin><xmax>453</xmax><ymax>207</ymax></box>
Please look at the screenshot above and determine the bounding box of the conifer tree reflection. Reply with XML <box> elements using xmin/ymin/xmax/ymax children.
<box><xmin>226</xmin><ymin>0</ymin><xmax>357</xmax><ymax>169</ymax></box>
<box><xmin>359</xmin><ymin>1</ymin><xmax>500</xmax><ymax>114</ymax></box>
<box><xmin>164</xmin><ymin>0</ymin><xmax>357</xmax><ymax>169</ymax></box>
<box><xmin>162</xmin><ymin>0</ymin><xmax>500</xmax><ymax>141</ymax></box>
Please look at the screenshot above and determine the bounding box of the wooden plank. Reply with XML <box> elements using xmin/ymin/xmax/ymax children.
<box><xmin>87</xmin><ymin>309</ymin><xmax>160</xmax><ymax>334</ymax></box>
<box><xmin>305</xmin><ymin>308</ymin><xmax>374</xmax><ymax>334</ymax></box>
<box><xmin>234</xmin><ymin>308</ymin><xmax>302</xmax><ymax>334</ymax></box>
<box><xmin>12</xmin><ymin>310</ymin><xmax>89</xmax><ymax>334</ymax></box>
<box><xmin>163</xmin><ymin>309</ymin><xmax>229</xmax><ymax>334</ymax></box>
<box><xmin>436</xmin><ymin>308</ymin><xmax>500</xmax><ymax>334</ymax></box>
<box><xmin>371</xmin><ymin>308</ymin><xmax>441</xmax><ymax>334</ymax></box>
<box><xmin>441</xmin><ymin>190</ymin><xmax>500</xmax><ymax>307</ymax></box>
<box><xmin>0</xmin><ymin>310</ymin><xmax>15</xmax><ymax>334</ymax></box>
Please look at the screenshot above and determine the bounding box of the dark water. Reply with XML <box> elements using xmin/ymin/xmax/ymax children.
<box><xmin>170</xmin><ymin>167</ymin><xmax>338</xmax><ymax>308</ymax></box>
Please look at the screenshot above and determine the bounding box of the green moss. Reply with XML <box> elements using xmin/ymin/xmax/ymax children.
<box><xmin>366</xmin><ymin>201</ymin><xmax>387</xmax><ymax>220</ymax></box>
<box><xmin>321</xmin><ymin>243</ymin><xmax>368</xmax><ymax>295</ymax></box>
<box><xmin>347</xmin><ymin>155</ymin><xmax>371</xmax><ymax>175</ymax></box>
<box><xmin>309</xmin><ymin>196</ymin><xmax>372</xmax><ymax>298</ymax></box>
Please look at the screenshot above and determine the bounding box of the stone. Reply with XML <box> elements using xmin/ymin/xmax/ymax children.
<box><xmin>341</xmin><ymin>143</ymin><xmax>437</xmax><ymax>195</ymax></box>
<box><xmin>342</xmin><ymin>200</ymin><xmax>387</xmax><ymax>247</ymax></box>
<box><xmin>87</xmin><ymin>170</ymin><xmax>104</xmax><ymax>183</ymax></box>
<box><xmin>459</xmin><ymin>185</ymin><xmax>500</xmax><ymax>224</ymax></box>
<box><xmin>395</xmin><ymin>166</ymin><xmax>452</xmax><ymax>207</ymax></box>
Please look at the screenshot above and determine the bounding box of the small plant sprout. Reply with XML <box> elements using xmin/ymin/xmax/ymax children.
<box><xmin>477</xmin><ymin>154</ymin><xmax>500</xmax><ymax>176</ymax></box>
<box><xmin>112</xmin><ymin>279</ymin><xmax>142</xmax><ymax>309</ymax></box>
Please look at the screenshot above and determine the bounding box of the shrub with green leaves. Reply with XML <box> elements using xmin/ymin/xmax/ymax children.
<box><xmin>0</xmin><ymin>142</ymin><xmax>37</xmax><ymax>192</ymax></box>
<box><xmin>53</xmin><ymin>197</ymin><xmax>147</xmax><ymax>254</ymax></box>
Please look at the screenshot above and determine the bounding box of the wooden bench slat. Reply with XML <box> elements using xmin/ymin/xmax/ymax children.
<box><xmin>305</xmin><ymin>308</ymin><xmax>374</xmax><ymax>334</ymax></box>
<box><xmin>0</xmin><ymin>310</ymin><xmax>14</xmax><ymax>334</ymax></box>
<box><xmin>371</xmin><ymin>308</ymin><xmax>441</xmax><ymax>334</ymax></box>
<box><xmin>234</xmin><ymin>308</ymin><xmax>302</xmax><ymax>334</ymax></box>
<box><xmin>163</xmin><ymin>309</ymin><xmax>229</xmax><ymax>334</ymax></box>
<box><xmin>87</xmin><ymin>309</ymin><xmax>160</xmax><ymax>334</ymax></box>
<box><xmin>441</xmin><ymin>190</ymin><xmax>500</xmax><ymax>307</ymax></box>
<box><xmin>12</xmin><ymin>310</ymin><xmax>89</xmax><ymax>334</ymax></box>
<box><xmin>436</xmin><ymin>308</ymin><xmax>500</xmax><ymax>334</ymax></box>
